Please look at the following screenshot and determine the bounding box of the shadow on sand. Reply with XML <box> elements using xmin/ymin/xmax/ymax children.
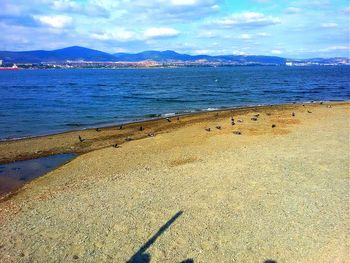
<box><xmin>127</xmin><ymin>211</ymin><xmax>194</xmax><ymax>263</ymax></box>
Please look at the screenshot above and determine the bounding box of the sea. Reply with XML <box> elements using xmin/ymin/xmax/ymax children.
<box><xmin>0</xmin><ymin>66</ymin><xmax>349</xmax><ymax>140</ymax></box>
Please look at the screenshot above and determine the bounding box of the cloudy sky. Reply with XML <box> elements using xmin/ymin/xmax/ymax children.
<box><xmin>0</xmin><ymin>0</ymin><xmax>349</xmax><ymax>58</ymax></box>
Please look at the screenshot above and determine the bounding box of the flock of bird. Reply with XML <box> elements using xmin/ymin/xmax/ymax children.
<box><xmin>77</xmin><ymin>104</ymin><xmax>323</xmax><ymax>148</ymax></box>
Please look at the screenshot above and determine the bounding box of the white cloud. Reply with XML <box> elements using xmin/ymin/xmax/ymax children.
<box><xmin>33</xmin><ymin>15</ymin><xmax>72</xmax><ymax>28</ymax></box>
<box><xmin>144</xmin><ymin>27</ymin><xmax>180</xmax><ymax>38</ymax></box>
<box><xmin>321</xmin><ymin>22</ymin><xmax>338</xmax><ymax>28</ymax></box>
<box><xmin>238</xmin><ymin>34</ymin><xmax>252</xmax><ymax>40</ymax></box>
<box><xmin>342</xmin><ymin>6</ymin><xmax>350</xmax><ymax>14</ymax></box>
<box><xmin>170</xmin><ymin>0</ymin><xmax>198</xmax><ymax>6</ymax></box>
<box><xmin>285</xmin><ymin>7</ymin><xmax>301</xmax><ymax>14</ymax></box>
<box><xmin>214</xmin><ymin>12</ymin><xmax>281</xmax><ymax>28</ymax></box>
<box><xmin>257</xmin><ymin>32</ymin><xmax>270</xmax><ymax>37</ymax></box>
<box><xmin>91</xmin><ymin>29</ymin><xmax>136</xmax><ymax>42</ymax></box>
<box><xmin>319</xmin><ymin>45</ymin><xmax>350</xmax><ymax>52</ymax></box>
<box><xmin>271</xmin><ymin>49</ymin><xmax>282</xmax><ymax>55</ymax></box>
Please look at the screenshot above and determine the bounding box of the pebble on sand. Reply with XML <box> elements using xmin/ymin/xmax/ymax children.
<box><xmin>233</xmin><ymin>131</ymin><xmax>241</xmax><ymax>135</ymax></box>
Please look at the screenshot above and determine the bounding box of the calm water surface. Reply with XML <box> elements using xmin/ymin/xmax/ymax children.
<box><xmin>0</xmin><ymin>66</ymin><xmax>349</xmax><ymax>140</ymax></box>
<box><xmin>0</xmin><ymin>153</ymin><xmax>76</xmax><ymax>197</ymax></box>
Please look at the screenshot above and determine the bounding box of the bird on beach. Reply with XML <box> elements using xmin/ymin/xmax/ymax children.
<box><xmin>266</xmin><ymin>113</ymin><xmax>271</xmax><ymax>116</ymax></box>
<box><xmin>177</xmin><ymin>116</ymin><xmax>180</xmax><ymax>121</ymax></box>
<box><xmin>216</xmin><ymin>126</ymin><xmax>221</xmax><ymax>130</ymax></box>
<box><xmin>125</xmin><ymin>137</ymin><xmax>133</xmax><ymax>141</ymax></box>
<box><xmin>327</xmin><ymin>105</ymin><xmax>332</xmax><ymax>108</ymax></box>
<box><xmin>140</xmin><ymin>126</ymin><xmax>144</xmax><ymax>131</ymax></box>
<box><xmin>231</xmin><ymin>116</ymin><xmax>234</xmax><ymax>121</ymax></box>
<box><xmin>166</xmin><ymin>118</ymin><xmax>172</xmax><ymax>122</ymax></box>
<box><xmin>78</xmin><ymin>135</ymin><xmax>85</xmax><ymax>142</ymax></box>
<box><xmin>148</xmin><ymin>133</ymin><xmax>155</xmax><ymax>137</ymax></box>
<box><xmin>307</xmin><ymin>110</ymin><xmax>312</xmax><ymax>113</ymax></box>
<box><xmin>320</xmin><ymin>102</ymin><xmax>323</xmax><ymax>105</ymax></box>
<box><xmin>233</xmin><ymin>131</ymin><xmax>241</xmax><ymax>135</ymax></box>
<box><xmin>113</xmin><ymin>144</ymin><xmax>120</xmax><ymax>148</ymax></box>
<box><xmin>251</xmin><ymin>117</ymin><xmax>258</xmax><ymax>121</ymax></box>
<box><xmin>119</xmin><ymin>125</ymin><xmax>123</xmax><ymax>130</ymax></box>
<box><xmin>237</xmin><ymin>119</ymin><xmax>243</xmax><ymax>123</ymax></box>
<box><xmin>292</xmin><ymin>112</ymin><xmax>295</xmax><ymax>117</ymax></box>
<box><xmin>96</xmin><ymin>128</ymin><xmax>101</xmax><ymax>132</ymax></box>
<box><xmin>205</xmin><ymin>128</ymin><xmax>211</xmax><ymax>132</ymax></box>
<box><xmin>254</xmin><ymin>114</ymin><xmax>260</xmax><ymax>117</ymax></box>
<box><xmin>231</xmin><ymin>121</ymin><xmax>235</xmax><ymax>125</ymax></box>
<box><xmin>272</xmin><ymin>124</ymin><xmax>276</xmax><ymax>128</ymax></box>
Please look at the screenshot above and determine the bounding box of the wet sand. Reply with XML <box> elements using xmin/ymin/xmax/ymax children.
<box><xmin>0</xmin><ymin>102</ymin><xmax>349</xmax><ymax>262</ymax></box>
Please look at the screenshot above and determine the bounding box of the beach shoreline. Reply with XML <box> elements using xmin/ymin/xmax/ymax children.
<box><xmin>0</xmin><ymin>101</ymin><xmax>347</xmax><ymax>165</ymax></box>
<box><xmin>0</xmin><ymin>101</ymin><xmax>349</xmax><ymax>261</ymax></box>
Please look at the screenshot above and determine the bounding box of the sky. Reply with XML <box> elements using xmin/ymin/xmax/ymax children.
<box><xmin>0</xmin><ymin>0</ymin><xmax>349</xmax><ymax>58</ymax></box>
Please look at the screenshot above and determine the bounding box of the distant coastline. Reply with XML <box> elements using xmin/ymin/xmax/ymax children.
<box><xmin>1</xmin><ymin>46</ymin><xmax>349</xmax><ymax>69</ymax></box>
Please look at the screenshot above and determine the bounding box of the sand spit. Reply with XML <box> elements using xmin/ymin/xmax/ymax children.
<box><xmin>0</xmin><ymin>102</ymin><xmax>345</xmax><ymax>164</ymax></box>
<box><xmin>0</xmin><ymin>102</ymin><xmax>349</xmax><ymax>262</ymax></box>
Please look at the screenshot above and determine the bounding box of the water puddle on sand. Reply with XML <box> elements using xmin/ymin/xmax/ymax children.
<box><xmin>0</xmin><ymin>153</ymin><xmax>76</xmax><ymax>198</ymax></box>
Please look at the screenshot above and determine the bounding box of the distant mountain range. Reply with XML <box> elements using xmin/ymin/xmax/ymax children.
<box><xmin>0</xmin><ymin>46</ymin><xmax>348</xmax><ymax>65</ymax></box>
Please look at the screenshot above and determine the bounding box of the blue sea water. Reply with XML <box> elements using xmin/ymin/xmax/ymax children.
<box><xmin>0</xmin><ymin>66</ymin><xmax>349</xmax><ymax>140</ymax></box>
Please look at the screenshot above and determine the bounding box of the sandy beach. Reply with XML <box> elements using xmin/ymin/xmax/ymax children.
<box><xmin>0</xmin><ymin>102</ymin><xmax>349</xmax><ymax>262</ymax></box>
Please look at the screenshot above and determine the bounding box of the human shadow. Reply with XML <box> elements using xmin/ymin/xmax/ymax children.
<box><xmin>127</xmin><ymin>211</ymin><xmax>183</xmax><ymax>263</ymax></box>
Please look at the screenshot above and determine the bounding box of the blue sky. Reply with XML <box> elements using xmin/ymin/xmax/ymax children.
<box><xmin>0</xmin><ymin>0</ymin><xmax>349</xmax><ymax>58</ymax></box>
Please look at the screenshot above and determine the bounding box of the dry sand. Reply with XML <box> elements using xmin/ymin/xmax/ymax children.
<box><xmin>0</xmin><ymin>102</ymin><xmax>349</xmax><ymax>262</ymax></box>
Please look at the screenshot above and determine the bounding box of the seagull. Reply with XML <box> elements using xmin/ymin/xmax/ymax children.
<box><xmin>251</xmin><ymin>117</ymin><xmax>258</xmax><ymax>121</ymax></box>
<box><xmin>231</xmin><ymin>121</ymin><xmax>235</xmax><ymax>126</ymax></box>
<box><xmin>292</xmin><ymin>112</ymin><xmax>295</xmax><ymax>117</ymax></box>
<box><xmin>216</xmin><ymin>126</ymin><xmax>221</xmax><ymax>130</ymax></box>
<box><xmin>307</xmin><ymin>110</ymin><xmax>312</xmax><ymax>113</ymax></box>
<box><xmin>113</xmin><ymin>144</ymin><xmax>120</xmax><ymax>148</ymax></box>
<box><xmin>125</xmin><ymin>137</ymin><xmax>133</xmax><ymax>141</ymax></box>
<box><xmin>140</xmin><ymin>126</ymin><xmax>144</xmax><ymax>131</ymax></box>
<box><xmin>166</xmin><ymin>118</ymin><xmax>172</xmax><ymax>122</ymax></box>
<box><xmin>233</xmin><ymin>131</ymin><xmax>241</xmax><ymax>135</ymax></box>
<box><xmin>78</xmin><ymin>135</ymin><xmax>85</xmax><ymax>142</ymax></box>
<box><xmin>177</xmin><ymin>116</ymin><xmax>180</xmax><ymax>121</ymax></box>
<box><xmin>237</xmin><ymin>119</ymin><xmax>243</xmax><ymax>123</ymax></box>
<box><xmin>119</xmin><ymin>125</ymin><xmax>123</xmax><ymax>130</ymax></box>
<box><xmin>96</xmin><ymin>128</ymin><xmax>101</xmax><ymax>132</ymax></box>
<box><xmin>272</xmin><ymin>124</ymin><xmax>276</xmax><ymax>128</ymax></box>
<box><xmin>148</xmin><ymin>133</ymin><xmax>155</xmax><ymax>137</ymax></box>
<box><xmin>254</xmin><ymin>114</ymin><xmax>260</xmax><ymax>117</ymax></box>
<box><xmin>205</xmin><ymin>128</ymin><xmax>211</xmax><ymax>132</ymax></box>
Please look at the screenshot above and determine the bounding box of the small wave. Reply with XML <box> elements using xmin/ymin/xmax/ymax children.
<box><xmin>161</xmin><ymin>112</ymin><xmax>176</xmax><ymax>117</ymax></box>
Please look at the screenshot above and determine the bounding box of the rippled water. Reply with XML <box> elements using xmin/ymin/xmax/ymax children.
<box><xmin>0</xmin><ymin>66</ymin><xmax>349</xmax><ymax>139</ymax></box>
